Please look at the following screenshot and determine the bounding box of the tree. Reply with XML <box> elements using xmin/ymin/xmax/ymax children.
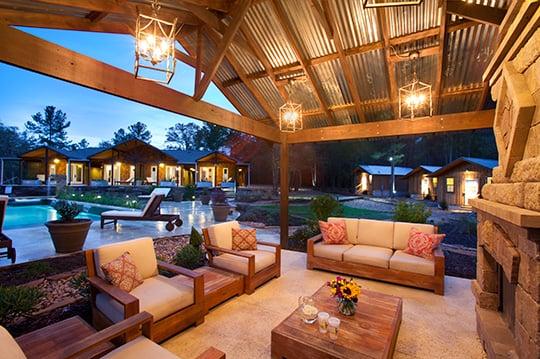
<box><xmin>165</xmin><ymin>123</ymin><xmax>200</xmax><ymax>150</ymax></box>
<box><xmin>0</xmin><ymin>122</ymin><xmax>31</xmax><ymax>183</ymax></box>
<box><xmin>69</xmin><ymin>139</ymin><xmax>90</xmax><ymax>151</ymax></box>
<box><xmin>25</xmin><ymin>106</ymin><xmax>71</xmax><ymax>149</ymax></box>
<box><xmin>196</xmin><ymin>123</ymin><xmax>233</xmax><ymax>151</ymax></box>
<box><xmin>127</xmin><ymin>122</ymin><xmax>152</xmax><ymax>142</ymax></box>
<box><xmin>98</xmin><ymin>140</ymin><xmax>112</xmax><ymax>148</ymax></box>
<box><xmin>112</xmin><ymin>128</ymin><xmax>130</xmax><ymax>145</ymax></box>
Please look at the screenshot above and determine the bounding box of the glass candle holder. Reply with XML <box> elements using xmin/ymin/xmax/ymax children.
<box><xmin>317</xmin><ymin>311</ymin><xmax>330</xmax><ymax>333</ymax></box>
<box><xmin>298</xmin><ymin>296</ymin><xmax>318</xmax><ymax>324</ymax></box>
<box><xmin>328</xmin><ymin>317</ymin><xmax>341</xmax><ymax>340</ymax></box>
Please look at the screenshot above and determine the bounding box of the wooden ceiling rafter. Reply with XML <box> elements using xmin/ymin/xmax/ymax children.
<box><xmin>377</xmin><ymin>9</ymin><xmax>399</xmax><ymax>116</ymax></box>
<box><xmin>270</xmin><ymin>0</ymin><xmax>336</xmax><ymax>125</ymax></box>
<box><xmin>446</xmin><ymin>0</ymin><xmax>507</xmax><ymax>26</ymax></box>
<box><xmin>433</xmin><ymin>3</ymin><xmax>449</xmax><ymax>115</ymax></box>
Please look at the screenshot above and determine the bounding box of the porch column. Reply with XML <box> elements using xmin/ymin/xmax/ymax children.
<box><xmin>177</xmin><ymin>166</ymin><xmax>181</xmax><ymax>187</ymax></box>
<box><xmin>195</xmin><ymin>163</ymin><xmax>199</xmax><ymax>183</ymax></box>
<box><xmin>67</xmin><ymin>159</ymin><xmax>71</xmax><ymax>185</ymax></box>
<box><xmin>0</xmin><ymin>158</ymin><xmax>4</xmax><ymax>185</ymax></box>
<box><xmin>88</xmin><ymin>162</ymin><xmax>91</xmax><ymax>186</ymax></box>
<box><xmin>110</xmin><ymin>158</ymin><xmax>114</xmax><ymax>185</ymax></box>
<box><xmin>279</xmin><ymin>137</ymin><xmax>289</xmax><ymax>249</ymax></box>
<box><xmin>247</xmin><ymin>164</ymin><xmax>251</xmax><ymax>187</ymax></box>
<box><xmin>44</xmin><ymin>148</ymin><xmax>49</xmax><ymax>185</ymax></box>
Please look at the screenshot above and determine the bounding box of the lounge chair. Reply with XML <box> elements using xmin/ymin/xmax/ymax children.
<box><xmin>138</xmin><ymin>187</ymin><xmax>171</xmax><ymax>199</ymax></box>
<box><xmin>100</xmin><ymin>194</ymin><xmax>182</xmax><ymax>231</ymax></box>
<box><xmin>196</xmin><ymin>181</ymin><xmax>213</xmax><ymax>189</ymax></box>
<box><xmin>85</xmin><ymin>238</ymin><xmax>205</xmax><ymax>342</ymax></box>
<box><xmin>0</xmin><ymin>196</ymin><xmax>15</xmax><ymax>263</ymax></box>
<box><xmin>2</xmin><ymin>312</ymin><xmax>225</xmax><ymax>359</ymax></box>
<box><xmin>202</xmin><ymin>221</ymin><xmax>281</xmax><ymax>294</ymax></box>
<box><xmin>115</xmin><ymin>177</ymin><xmax>134</xmax><ymax>186</ymax></box>
<box><xmin>145</xmin><ymin>177</ymin><xmax>157</xmax><ymax>185</ymax></box>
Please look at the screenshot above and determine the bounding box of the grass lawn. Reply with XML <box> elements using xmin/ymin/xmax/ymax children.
<box><xmin>254</xmin><ymin>204</ymin><xmax>393</xmax><ymax>221</ymax></box>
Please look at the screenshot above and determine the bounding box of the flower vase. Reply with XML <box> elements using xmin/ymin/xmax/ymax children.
<box><xmin>337</xmin><ymin>298</ymin><xmax>356</xmax><ymax>316</ymax></box>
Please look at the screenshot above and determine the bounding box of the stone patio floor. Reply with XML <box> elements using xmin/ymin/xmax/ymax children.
<box><xmin>164</xmin><ymin>250</ymin><xmax>485</xmax><ymax>359</ymax></box>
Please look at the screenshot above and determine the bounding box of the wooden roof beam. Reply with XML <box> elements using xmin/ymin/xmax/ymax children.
<box><xmin>271</xmin><ymin>0</ymin><xmax>336</xmax><ymax>125</ymax></box>
<box><xmin>447</xmin><ymin>0</ymin><xmax>507</xmax><ymax>26</ymax></box>
<box><xmin>177</xmin><ymin>0</ymin><xmax>232</xmax><ymax>12</ymax></box>
<box><xmin>193</xmin><ymin>0</ymin><xmax>251</xmax><ymax>100</ymax></box>
<box><xmin>377</xmin><ymin>9</ymin><xmax>398</xmax><ymax>116</ymax></box>
<box><xmin>0</xmin><ymin>25</ymin><xmax>280</xmax><ymax>143</ymax></box>
<box><xmin>287</xmin><ymin>110</ymin><xmax>495</xmax><ymax>143</ymax></box>
<box><xmin>433</xmin><ymin>3</ymin><xmax>449</xmax><ymax>115</ymax></box>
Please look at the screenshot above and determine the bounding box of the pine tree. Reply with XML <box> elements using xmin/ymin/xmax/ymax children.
<box><xmin>25</xmin><ymin>106</ymin><xmax>71</xmax><ymax>149</ymax></box>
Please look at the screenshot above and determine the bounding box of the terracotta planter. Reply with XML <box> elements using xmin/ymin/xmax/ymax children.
<box><xmin>211</xmin><ymin>204</ymin><xmax>231</xmax><ymax>222</ymax></box>
<box><xmin>45</xmin><ymin>219</ymin><xmax>92</xmax><ymax>253</ymax></box>
<box><xmin>200</xmin><ymin>194</ymin><xmax>211</xmax><ymax>205</ymax></box>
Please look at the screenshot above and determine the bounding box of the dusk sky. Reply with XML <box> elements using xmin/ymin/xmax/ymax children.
<box><xmin>0</xmin><ymin>27</ymin><xmax>237</xmax><ymax>148</ymax></box>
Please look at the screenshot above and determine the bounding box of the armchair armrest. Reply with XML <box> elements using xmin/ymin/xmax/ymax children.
<box><xmin>256</xmin><ymin>241</ymin><xmax>280</xmax><ymax>248</ymax></box>
<box><xmin>157</xmin><ymin>260</ymin><xmax>204</xmax><ymax>304</ymax></box>
<box><xmin>87</xmin><ymin>276</ymin><xmax>139</xmax><ymax>318</ymax></box>
<box><xmin>61</xmin><ymin>312</ymin><xmax>153</xmax><ymax>359</ymax></box>
<box><xmin>306</xmin><ymin>234</ymin><xmax>323</xmax><ymax>256</ymax></box>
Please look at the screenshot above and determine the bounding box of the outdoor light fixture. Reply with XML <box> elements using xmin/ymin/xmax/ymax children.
<box><xmin>398</xmin><ymin>51</ymin><xmax>432</xmax><ymax>119</ymax></box>
<box><xmin>362</xmin><ymin>0</ymin><xmax>423</xmax><ymax>8</ymax></box>
<box><xmin>279</xmin><ymin>102</ymin><xmax>303</xmax><ymax>132</ymax></box>
<box><xmin>53</xmin><ymin>158</ymin><xmax>60</xmax><ymax>164</ymax></box>
<box><xmin>134</xmin><ymin>0</ymin><xmax>180</xmax><ymax>84</ymax></box>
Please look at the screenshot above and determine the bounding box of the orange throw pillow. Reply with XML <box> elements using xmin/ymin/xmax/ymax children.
<box><xmin>232</xmin><ymin>228</ymin><xmax>257</xmax><ymax>250</ymax></box>
<box><xmin>101</xmin><ymin>251</ymin><xmax>144</xmax><ymax>292</ymax></box>
<box><xmin>404</xmin><ymin>228</ymin><xmax>445</xmax><ymax>259</ymax></box>
<box><xmin>319</xmin><ymin>220</ymin><xmax>348</xmax><ymax>244</ymax></box>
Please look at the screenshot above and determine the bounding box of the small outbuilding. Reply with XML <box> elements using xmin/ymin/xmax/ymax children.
<box><xmin>429</xmin><ymin>157</ymin><xmax>497</xmax><ymax>207</ymax></box>
<box><xmin>402</xmin><ymin>165</ymin><xmax>441</xmax><ymax>200</ymax></box>
<box><xmin>354</xmin><ymin>165</ymin><xmax>412</xmax><ymax>197</ymax></box>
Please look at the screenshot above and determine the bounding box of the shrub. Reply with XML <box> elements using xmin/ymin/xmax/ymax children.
<box><xmin>21</xmin><ymin>262</ymin><xmax>53</xmax><ymax>281</ymax></box>
<box><xmin>393</xmin><ymin>201</ymin><xmax>432</xmax><ymax>224</ymax></box>
<box><xmin>69</xmin><ymin>272</ymin><xmax>90</xmax><ymax>298</ymax></box>
<box><xmin>52</xmin><ymin>200</ymin><xmax>82</xmax><ymax>221</ymax></box>
<box><xmin>57</xmin><ymin>189</ymin><xmax>140</xmax><ymax>209</ymax></box>
<box><xmin>309</xmin><ymin>195</ymin><xmax>343</xmax><ymax>222</ymax></box>
<box><xmin>189</xmin><ymin>226</ymin><xmax>203</xmax><ymax>247</ymax></box>
<box><xmin>287</xmin><ymin>224</ymin><xmax>321</xmax><ymax>252</ymax></box>
<box><xmin>0</xmin><ymin>286</ymin><xmax>43</xmax><ymax>325</ymax></box>
<box><xmin>438</xmin><ymin>200</ymin><xmax>449</xmax><ymax>210</ymax></box>
<box><xmin>174</xmin><ymin>245</ymin><xmax>204</xmax><ymax>270</ymax></box>
<box><xmin>183</xmin><ymin>184</ymin><xmax>196</xmax><ymax>201</ymax></box>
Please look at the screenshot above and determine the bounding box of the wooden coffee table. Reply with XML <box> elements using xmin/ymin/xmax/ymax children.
<box><xmin>271</xmin><ymin>285</ymin><xmax>402</xmax><ymax>359</ymax></box>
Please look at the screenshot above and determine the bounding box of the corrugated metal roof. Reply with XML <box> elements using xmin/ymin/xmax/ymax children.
<box><xmin>348</xmin><ymin>49</ymin><xmax>389</xmax><ymax>100</ymax></box>
<box><xmin>386</xmin><ymin>0</ymin><xmax>440</xmax><ymax>38</ymax></box>
<box><xmin>228</xmin><ymin>83</ymin><xmax>267</xmax><ymax>120</ymax></box>
<box><xmin>313</xmin><ymin>59</ymin><xmax>352</xmax><ymax>107</ymax></box>
<box><xmin>329</xmin><ymin>0</ymin><xmax>380</xmax><ymax>50</ymax></box>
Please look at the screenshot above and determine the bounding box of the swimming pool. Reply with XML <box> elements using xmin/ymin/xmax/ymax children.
<box><xmin>4</xmin><ymin>205</ymin><xmax>100</xmax><ymax>230</ymax></box>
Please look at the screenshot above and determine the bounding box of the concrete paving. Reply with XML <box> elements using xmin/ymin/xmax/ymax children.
<box><xmin>163</xmin><ymin>250</ymin><xmax>486</xmax><ymax>359</ymax></box>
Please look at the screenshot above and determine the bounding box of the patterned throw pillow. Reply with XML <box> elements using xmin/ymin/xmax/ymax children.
<box><xmin>101</xmin><ymin>251</ymin><xmax>144</xmax><ymax>292</ymax></box>
<box><xmin>404</xmin><ymin>228</ymin><xmax>446</xmax><ymax>259</ymax></box>
<box><xmin>232</xmin><ymin>228</ymin><xmax>257</xmax><ymax>251</ymax></box>
<box><xmin>319</xmin><ymin>220</ymin><xmax>348</xmax><ymax>244</ymax></box>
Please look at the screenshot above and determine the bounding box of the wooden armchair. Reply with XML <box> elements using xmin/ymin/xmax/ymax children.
<box><xmin>0</xmin><ymin>196</ymin><xmax>15</xmax><ymax>264</ymax></box>
<box><xmin>202</xmin><ymin>221</ymin><xmax>281</xmax><ymax>294</ymax></box>
<box><xmin>85</xmin><ymin>237</ymin><xmax>205</xmax><ymax>343</ymax></box>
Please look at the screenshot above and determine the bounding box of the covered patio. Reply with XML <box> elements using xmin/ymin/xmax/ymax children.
<box><xmin>0</xmin><ymin>0</ymin><xmax>538</xmax><ymax>358</ymax></box>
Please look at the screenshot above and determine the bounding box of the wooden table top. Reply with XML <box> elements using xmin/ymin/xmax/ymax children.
<box><xmin>272</xmin><ymin>286</ymin><xmax>403</xmax><ymax>359</ymax></box>
<box><xmin>16</xmin><ymin>316</ymin><xmax>114</xmax><ymax>359</ymax></box>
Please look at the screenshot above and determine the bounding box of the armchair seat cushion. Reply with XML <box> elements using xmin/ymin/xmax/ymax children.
<box><xmin>96</xmin><ymin>275</ymin><xmax>194</xmax><ymax>323</ymax></box>
<box><xmin>343</xmin><ymin>245</ymin><xmax>393</xmax><ymax>269</ymax></box>
<box><xmin>102</xmin><ymin>336</ymin><xmax>179</xmax><ymax>359</ymax></box>
<box><xmin>390</xmin><ymin>250</ymin><xmax>435</xmax><ymax>276</ymax></box>
<box><xmin>212</xmin><ymin>250</ymin><xmax>275</xmax><ymax>275</ymax></box>
<box><xmin>313</xmin><ymin>243</ymin><xmax>353</xmax><ymax>261</ymax></box>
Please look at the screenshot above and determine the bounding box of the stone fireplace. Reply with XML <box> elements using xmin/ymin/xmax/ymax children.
<box><xmin>470</xmin><ymin>7</ymin><xmax>540</xmax><ymax>359</ymax></box>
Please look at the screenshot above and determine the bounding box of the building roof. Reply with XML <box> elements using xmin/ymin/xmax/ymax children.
<box><xmin>66</xmin><ymin>147</ymin><xmax>105</xmax><ymax>160</ymax></box>
<box><xmin>429</xmin><ymin>157</ymin><xmax>498</xmax><ymax>177</ymax></box>
<box><xmin>356</xmin><ymin>165</ymin><xmax>413</xmax><ymax>176</ymax></box>
<box><xmin>402</xmin><ymin>165</ymin><xmax>442</xmax><ymax>178</ymax></box>
<box><xmin>163</xmin><ymin>150</ymin><xmax>213</xmax><ymax>164</ymax></box>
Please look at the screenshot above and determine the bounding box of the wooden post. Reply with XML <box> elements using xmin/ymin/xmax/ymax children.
<box><xmin>0</xmin><ymin>158</ymin><xmax>3</xmax><ymax>186</ymax></box>
<box><xmin>44</xmin><ymin>148</ymin><xmax>49</xmax><ymax>185</ymax></box>
<box><xmin>67</xmin><ymin>159</ymin><xmax>71</xmax><ymax>185</ymax></box>
<box><xmin>279</xmin><ymin>137</ymin><xmax>289</xmax><ymax>249</ymax></box>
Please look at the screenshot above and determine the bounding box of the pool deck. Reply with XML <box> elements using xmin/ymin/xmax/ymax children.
<box><xmin>1</xmin><ymin>201</ymin><xmax>280</xmax><ymax>266</ymax></box>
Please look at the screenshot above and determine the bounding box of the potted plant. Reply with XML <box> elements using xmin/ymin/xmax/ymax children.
<box><xmin>211</xmin><ymin>189</ymin><xmax>231</xmax><ymax>222</ymax></box>
<box><xmin>200</xmin><ymin>189</ymin><xmax>211</xmax><ymax>205</ymax></box>
<box><xmin>45</xmin><ymin>200</ymin><xmax>92</xmax><ymax>253</ymax></box>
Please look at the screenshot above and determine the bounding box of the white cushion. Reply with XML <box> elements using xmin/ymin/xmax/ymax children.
<box><xmin>328</xmin><ymin>217</ymin><xmax>360</xmax><ymax>244</ymax></box>
<box><xmin>393</xmin><ymin>222</ymin><xmax>435</xmax><ymax>250</ymax></box>
<box><xmin>313</xmin><ymin>243</ymin><xmax>353</xmax><ymax>261</ymax></box>
<box><xmin>102</xmin><ymin>336</ymin><xmax>179</xmax><ymax>359</ymax></box>
<box><xmin>206</xmin><ymin>221</ymin><xmax>240</xmax><ymax>250</ymax></box>
<box><xmin>390</xmin><ymin>250</ymin><xmax>435</xmax><ymax>276</ymax></box>
<box><xmin>212</xmin><ymin>250</ymin><xmax>275</xmax><ymax>275</ymax></box>
<box><xmin>357</xmin><ymin>219</ymin><xmax>394</xmax><ymax>248</ymax></box>
<box><xmin>343</xmin><ymin>245</ymin><xmax>393</xmax><ymax>269</ymax></box>
<box><xmin>0</xmin><ymin>326</ymin><xmax>26</xmax><ymax>359</ymax></box>
<box><xmin>94</xmin><ymin>237</ymin><xmax>158</xmax><ymax>280</ymax></box>
<box><xmin>101</xmin><ymin>210</ymin><xmax>143</xmax><ymax>218</ymax></box>
<box><xmin>96</xmin><ymin>275</ymin><xmax>194</xmax><ymax>323</ymax></box>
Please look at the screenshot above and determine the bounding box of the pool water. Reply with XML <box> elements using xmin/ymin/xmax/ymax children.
<box><xmin>4</xmin><ymin>205</ymin><xmax>100</xmax><ymax>230</ymax></box>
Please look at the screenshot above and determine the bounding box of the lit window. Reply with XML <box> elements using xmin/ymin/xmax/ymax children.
<box><xmin>432</xmin><ymin>177</ymin><xmax>438</xmax><ymax>187</ymax></box>
<box><xmin>446</xmin><ymin>178</ymin><xmax>455</xmax><ymax>193</ymax></box>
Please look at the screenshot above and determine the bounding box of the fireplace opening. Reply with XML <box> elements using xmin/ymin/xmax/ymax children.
<box><xmin>498</xmin><ymin>264</ymin><xmax>516</xmax><ymax>334</ymax></box>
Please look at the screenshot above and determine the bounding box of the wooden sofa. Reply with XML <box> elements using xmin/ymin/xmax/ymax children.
<box><xmin>86</xmin><ymin>237</ymin><xmax>205</xmax><ymax>342</ymax></box>
<box><xmin>307</xmin><ymin>218</ymin><xmax>445</xmax><ymax>295</ymax></box>
<box><xmin>202</xmin><ymin>221</ymin><xmax>281</xmax><ymax>294</ymax></box>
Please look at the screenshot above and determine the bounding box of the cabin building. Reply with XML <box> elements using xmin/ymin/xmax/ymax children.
<box><xmin>402</xmin><ymin>165</ymin><xmax>441</xmax><ymax>200</ymax></box>
<box><xmin>354</xmin><ymin>165</ymin><xmax>412</xmax><ymax>197</ymax></box>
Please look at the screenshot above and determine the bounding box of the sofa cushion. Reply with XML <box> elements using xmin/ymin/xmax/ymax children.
<box><xmin>100</xmin><ymin>252</ymin><xmax>144</xmax><ymax>292</ymax></box>
<box><xmin>328</xmin><ymin>217</ymin><xmax>360</xmax><ymax>244</ymax></box>
<box><xmin>393</xmin><ymin>222</ymin><xmax>435</xmax><ymax>250</ymax></box>
<box><xmin>343</xmin><ymin>245</ymin><xmax>393</xmax><ymax>269</ymax></box>
<box><xmin>212</xmin><ymin>250</ymin><xmax>275</xmax><ymax>275</ymax></box>
<box><xmin>206</xmin><ymin>221</ymin><xmax>240</xmax><ymax>250</ymax></box>
<box><xmin>96</xmin><ymin>275</ymin><xmax>194</xmax><ymax>323</ymax></box>
<box><xmin>94</xmin><ymin>238</ymin><xmax>158</xmax><ymax>280</ymax></box>
<box><xmin>313</xmin><ymin>243</ymin><xmax>353</xmax><ymax>261</ymax></box>
<box><xmin>357</xmin><ymin>219</ymin><xmax>394</xmax><ymax>248</ymax></box>
<box><xmin>319</xmin><ymin>220</ymin><xmax>348</xmax><ymax>244</ymax></box>
<box><xmin>102</xmin><ymin>336</ymin><xmax>179</xmax><ymax>359</ymax></box>
<box><xmin>404</xmin><ymin>229</ymin><xmax>445</xmax><ymax>259</ymax></box>
<box><xmin>0</xmin><ymin>326</ymin><xmax>26</xmax><ymax>359</ymax></box>
<box><xmin>232</xmin><ymin>228</ymin><xmax>257</xmax><ymax>250</ymax></box>
<box><xmin>390</xmin><ymin>250</ymin><xmax>435</xmax><ymax>276</ymax></box>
